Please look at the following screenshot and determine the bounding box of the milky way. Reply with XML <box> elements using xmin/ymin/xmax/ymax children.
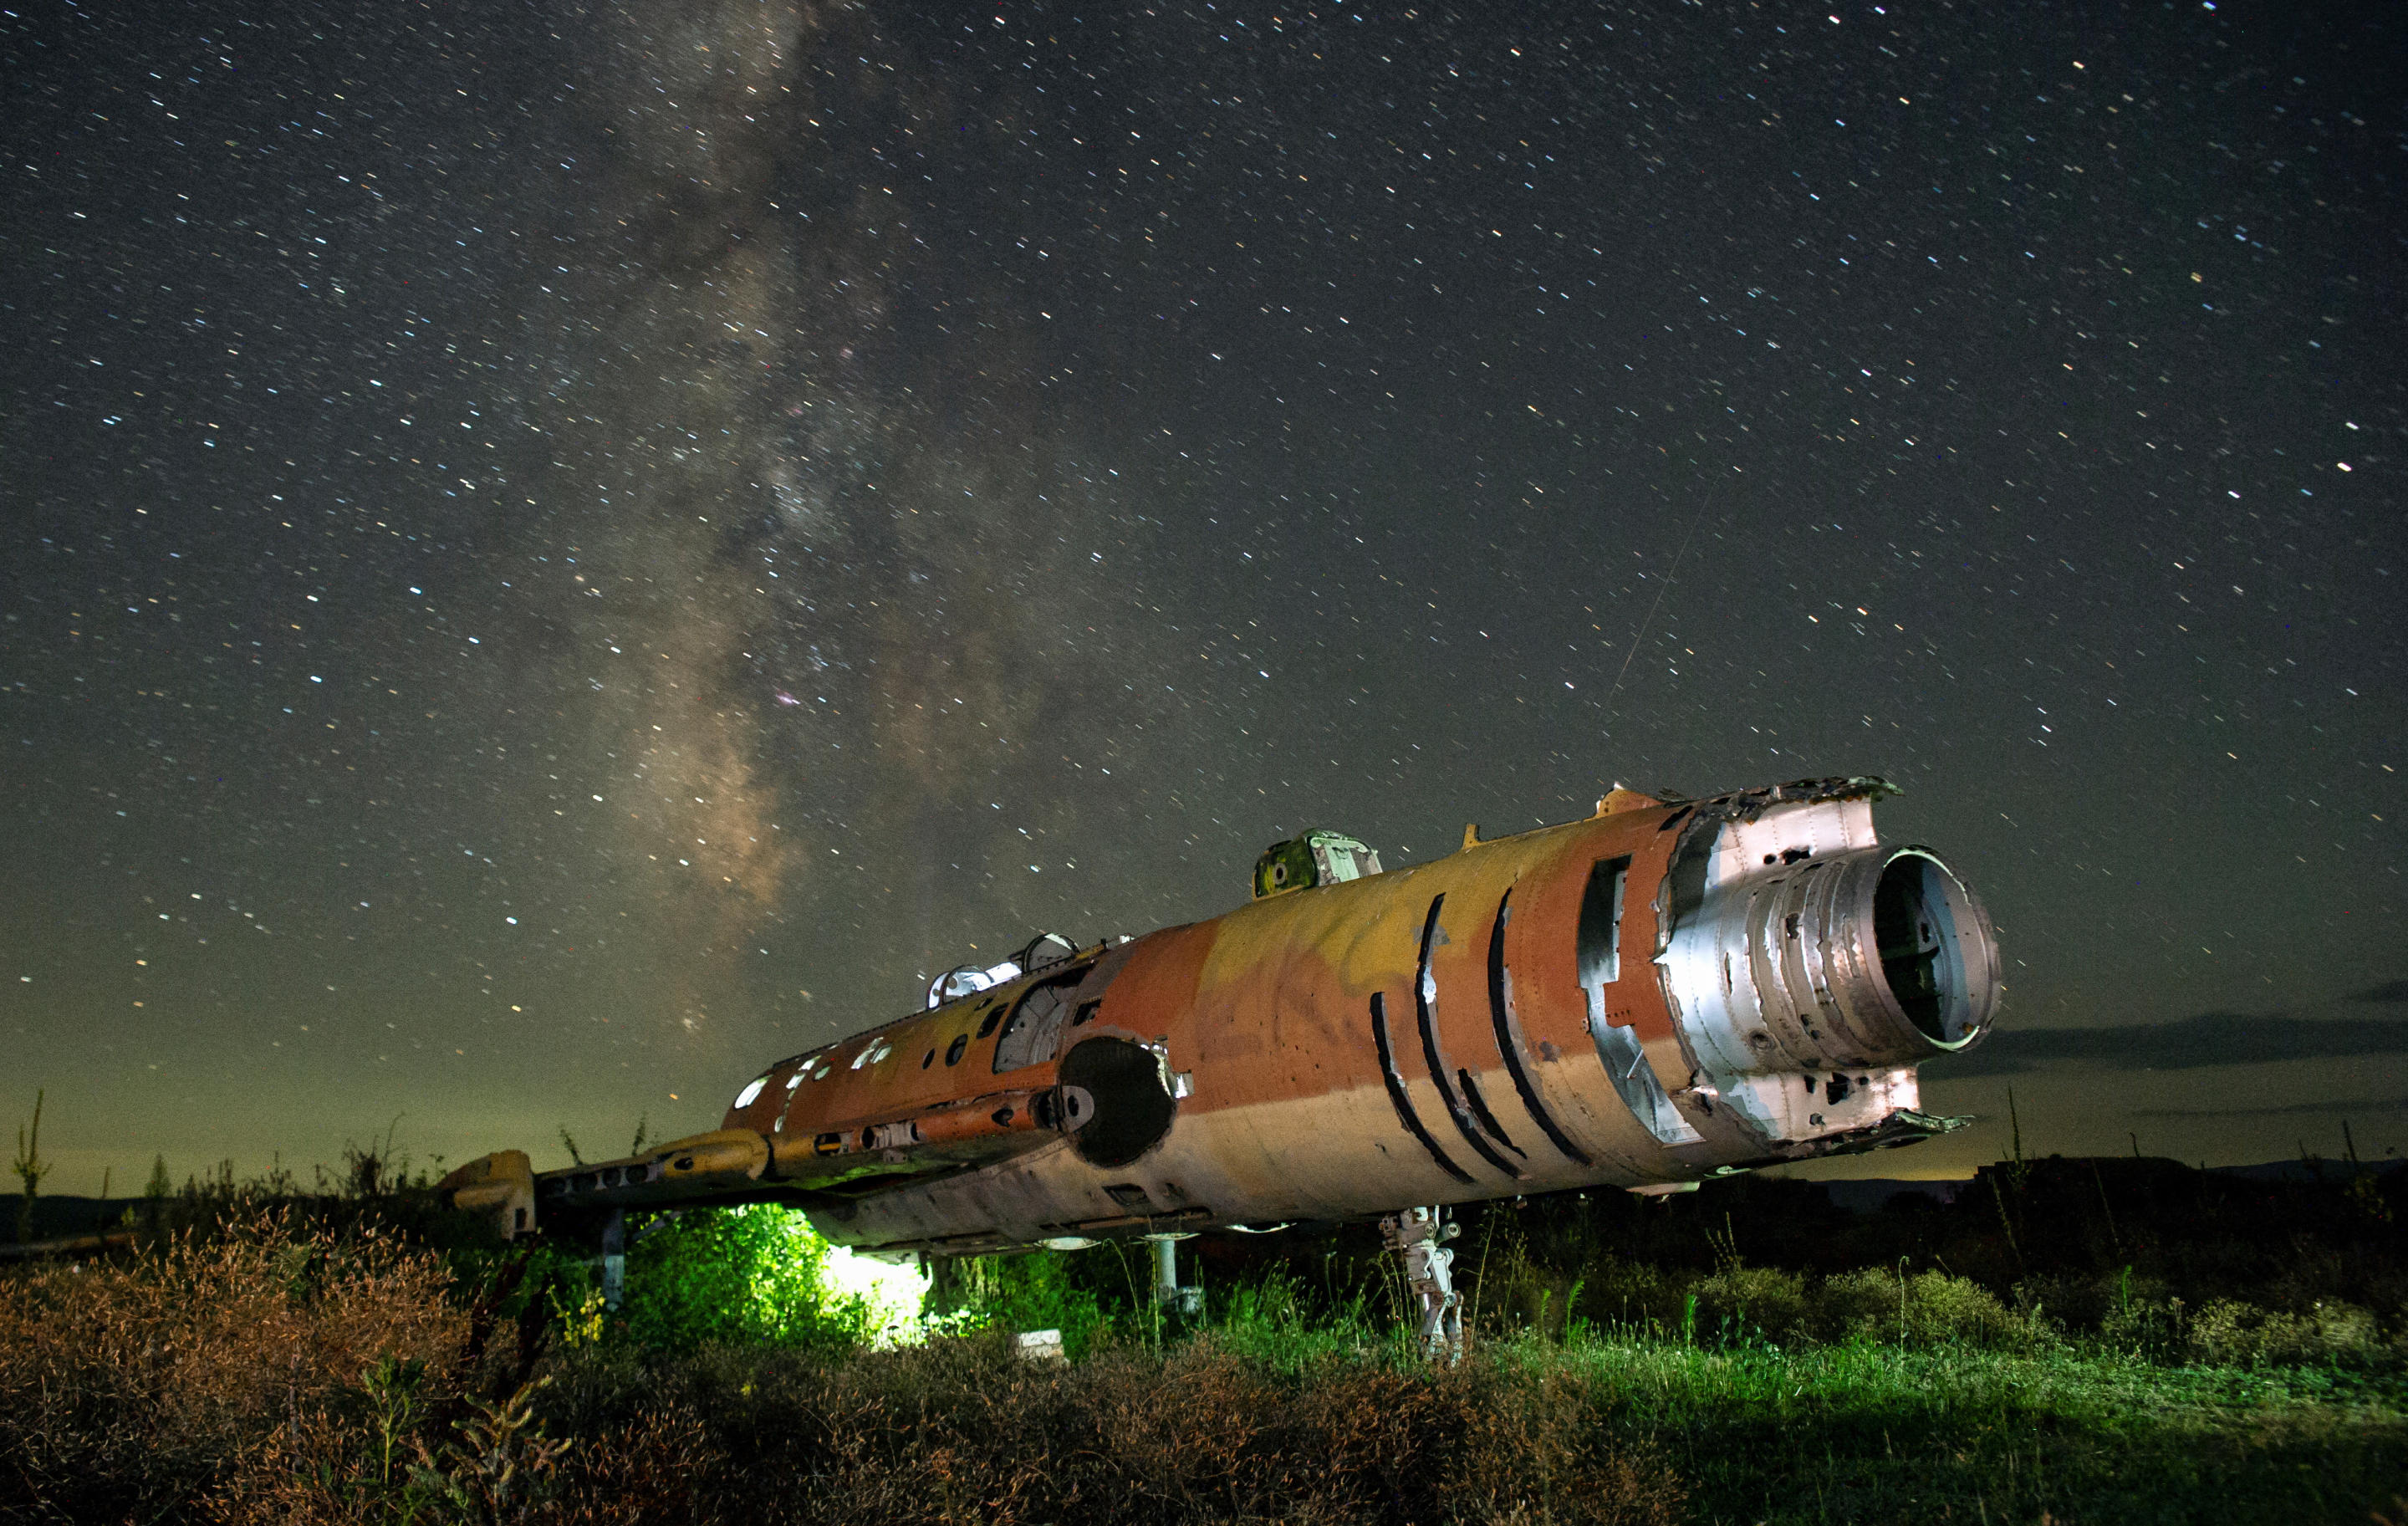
<box><xmin>4</xmin><ymin>1</ymin><xmax>2400</xmax><ymax>1185</ymax></box>
<box><xmin>490</xmin><ymin>2</ymin><xmax>1191</xmax><ymax>1048</ymax></box>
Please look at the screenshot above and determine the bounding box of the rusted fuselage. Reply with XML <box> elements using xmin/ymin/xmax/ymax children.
<box><xmin>442</xmin><ymin>778</ymin><xmax>1999</xmax><ymax>1254</ymax></box>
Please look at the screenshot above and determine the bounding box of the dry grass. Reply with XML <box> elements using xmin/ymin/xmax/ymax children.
<box><xmin>0</xmin><ymin>1209</ymin><xmax>467</xmax><ymax>1523</ymax></box>
<box><xmin>540</xmin><ymin>1333</ymin><xmax>1686</xmax><ymax>1526</ymax></box>
<box><xmin>10</xmin><ymin>1188</ymin><xmax>2396</xmax><ymax>1525</ymax></box>
<box><xmin>0</xmin><ymin>1212</ymin><xmax>1682</xmax><ymax>1525</ymax></box>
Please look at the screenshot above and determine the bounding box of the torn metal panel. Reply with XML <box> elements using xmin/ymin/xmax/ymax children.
<box><xmin>1706</xmin><ymin>1106</ymin><xmax>1974</xmax><ymax>1173</ymax></box>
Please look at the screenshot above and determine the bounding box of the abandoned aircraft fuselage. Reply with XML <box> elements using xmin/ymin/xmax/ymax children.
<box><xmin>441</xmin><ymin>778</ymin><xmax>2000</xmax><ymax>1255</ymax></box>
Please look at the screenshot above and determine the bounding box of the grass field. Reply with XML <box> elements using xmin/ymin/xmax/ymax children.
<box><xmin>505</xmin><ymin>1319</ymin><xmax>2408</xmax><ymax>1526</ymax></box>
<box><xmin>4</xmin><ymin>1156</ymin><xmax>2404</xmax><ymax>1523</ymax></box>
<box><xmin>4</xmin><ymin>1208</ymin><xmax>2404</xmax><ymax>1523</ymax></box>
<box><xmin>1520</xmin><ymin>1340</ymin><xmax>2405</xmax><ymax>1524</ymax></box>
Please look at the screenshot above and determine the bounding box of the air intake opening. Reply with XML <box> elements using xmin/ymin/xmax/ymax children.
<box><xmin>1059</xmin><ymin>1038</ymin><xmax>1176</xmax><ymax>1168</ymax></box>
<box><xmin>1873</xmin><ymin>852</ymin><xmax>1973</xmax><ymax>1044</ymax></box>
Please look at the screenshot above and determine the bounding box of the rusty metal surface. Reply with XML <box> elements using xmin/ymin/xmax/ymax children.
<box><xmin>443</xmin><ymin>778</ymin><xmax>2001</xmax><ymax>1254</ymax></box>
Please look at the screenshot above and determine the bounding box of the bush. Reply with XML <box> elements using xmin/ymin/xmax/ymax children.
<box><xmin>1814</xmin><ymin>1268</ymin><xmax>2028</xmax><ymax>1348</ymax></box>
<box><xmin>620</xmin><ymin>1204</ymin><xmax>871</xmax><ymax>1350</ymax></box>
<box><xmin>1689</xmin><ymin>1264</ymin><xmax>1810</xmax><ymax>1345</ymax></box>
<box><xmin>7</xmin><ymin>1197</ymin><xmax>2403</xmax><ymax>1524</ymax></box>
<box><xmin>2090</xmin><ymin>1268</ymin><xmax>2190</xmax><ymax>1360</ymax></box>
<box><xmin>929</xmin><ymin>1242</ymin><xmax>1113</xmax><ymax>1356</ymax></box>
<box><xmin>2191</xmin><ymin>1299</ymin><xmax>2381</xmax><ymax>1368</ymax></box>
<box><xmin>1214</xmin><ymin>1264</ymin><xmax>1383</xmax><ymax>1368</ymax></box>
<box><xmin>1564</xmin><ymin>1254</ymin><xmax>1681</xmax><ymax>1338</ymax></box>
<box><xmin>1901</xmin><ymin>1270</ymin><xmax>2026</xmax><ymax>1346</ymax></box>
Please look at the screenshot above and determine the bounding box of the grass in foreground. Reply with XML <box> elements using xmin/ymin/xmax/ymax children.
<box><xmin>1528</xmin><ymin>1337</ymin><xmax>2407</xmax><ymax>1525</ymax></box>
<box><xmin>532</xmin><ymin>1331</ymin><xmax>2408</xmax><ymax>1526</ymax></box>
<box><xmin>4</xmin><ymin>1209</ymin><xmax>2405</xmax><ymax>1523</ymax></box>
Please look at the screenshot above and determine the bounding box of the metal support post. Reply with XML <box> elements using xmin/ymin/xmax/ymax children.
<box><xmin>1143</xmin><ymin>1233</ymin><xmax>1201</xmax><ymax>1319</ymax></box>
<box><xmin>600</xmin><ymin>1208</ymin><xmax>626</xmax><ymax>1312</ymax></box>
<box><xmin>1151</xmin><ymin>1236</ymin><xmax>1179</xmax><ymax>1308</ymax></box>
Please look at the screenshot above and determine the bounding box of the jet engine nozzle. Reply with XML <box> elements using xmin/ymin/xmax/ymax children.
<box><xmin>1658</xmin><ymin>844</ymin><xmax>1999</xmax><ymax>1077</ymax></box>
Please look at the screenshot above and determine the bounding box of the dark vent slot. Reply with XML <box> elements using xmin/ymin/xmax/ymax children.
<box><xmin>1371</xmin><ymin>993</ymin><xmax>1472</xmax><ymax>1184</ymax></box>
<box><xmin>1414</xmin><ymin>896</ymin><xmax>1525</xmax><ymax>1179</ymax></box>
<box><xmin>1456</xmin><ymin>1068</ymin><xmax>1526</xmax><ymax>1157</ymax></box>
<box><xmin>1491</xmin><ymin>888</ymin><xmax>1592</xmax><ymax>1166</ymax></box>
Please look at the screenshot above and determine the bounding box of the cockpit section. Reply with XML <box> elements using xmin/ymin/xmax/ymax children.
<box><xmin>925</xmin><ymin>931</ymin><xmax>1078</xmax><ymax>1010</ymax></box>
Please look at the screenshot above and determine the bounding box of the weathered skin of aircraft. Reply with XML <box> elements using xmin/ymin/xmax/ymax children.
<box><xmin>441</xmin><ymin>777</ymin><xmax>1999</xmax><ymax>1263</ymax></box>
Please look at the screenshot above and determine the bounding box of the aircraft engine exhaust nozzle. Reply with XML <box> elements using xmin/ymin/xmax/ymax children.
<box><xmin>1656</xmin><ymin>843</ymin><xmax>2000</xmax><ymax>1079</ymax></box>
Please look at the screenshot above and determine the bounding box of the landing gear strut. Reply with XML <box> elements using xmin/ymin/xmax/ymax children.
<box><xmin>1380</xmin><ymin>1206</ymin><xmax>1463</xmax><ymax>1362</ymax></box>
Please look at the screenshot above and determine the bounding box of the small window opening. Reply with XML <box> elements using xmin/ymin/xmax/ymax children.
<box><xmin>1577</xmin><ymin>856</ymin><xmax>1630</xmax><ymax>991</ymax></box>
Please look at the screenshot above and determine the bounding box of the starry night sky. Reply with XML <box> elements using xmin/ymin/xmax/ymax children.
<box><xmin>5</xmin><ymin>0</ymin><xmax>2400</xmax><ymax>1194</ymax></box>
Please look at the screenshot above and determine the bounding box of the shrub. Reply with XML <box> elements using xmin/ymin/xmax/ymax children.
<box><xmin>620</xmin><ymin>1204</ymin><xmax>872</xmax><ymax>1350</ymax></box>
<box><xmin>1565</xmin><ymin>1253</ymin><xmax>1683</xmax><ymax>1338</ymax></box>
<box><xmin>1900</xmin><ymin>1269</ymin><xmax>2026</xmax><ymax>1346</ymax></box>
<box><xmin>1813</xmin><ymin>1268</ymin><xmax>2028</xmax><ymax>1347</ymax></box>
<box><xmin>929</xmin><ymin>1242</ymin><xmax>1113</xmax><ymax>1356</ymax></box>
<box><xmin>1688</xmin><ymin>1264</ymin><xmax>1810</xmax><ymax>1345</ymax></box>
<box><xmin>2190</xmin><ymin>1298</ymin><xmax>2381</xmax><ymax>1367</ymax></box>
<box><xmin>2090</xmin><ymin>1268</ymin><xmax>2190</xmax><ymax>1360</ymax></box>
<box><xmin>2013</xmin><ymin>1269</ymin><xmax>2113</xmax><ymax>1334</ymax></box>
<box><xmin>1215</xmin><ymin>1265</ymin><xmax>1381</xmax><ymax>1368</ymax></box>
<box><xmin>1814</xmin><ymin>1266</ymin><xmax>1905</xmax><ymax>1342</ymax></box>
<box><xmin>1462</xmin><ymin>1220</ymin><xmax>1583</xmax><ymax>1340</ymax></box>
